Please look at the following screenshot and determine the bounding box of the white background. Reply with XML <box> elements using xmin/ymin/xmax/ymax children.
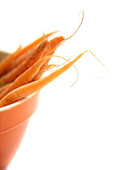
<box><xmin>0</xmin><ymin>0</ymin><xmax>113</xmax><ymax>170</ymax></box>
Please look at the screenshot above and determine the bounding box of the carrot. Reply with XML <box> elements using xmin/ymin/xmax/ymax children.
<box><xmin>16</xmin><ymin>31</ymin><xmax>58</xmax><ymax>57</ymax></box>
<box><xmin>49</xmin><ymin>36</ymin><xmax>64</xmax><ymax>52</ymax></box>
<box><xmin>18</xmin><ymin>36</ymin><xmax>65</xmax><ymax>70</ymax></box>
<box><xmin>0</xmin><ymin>31</ymin><xmax>57</xmax><ymax>77</ymax></box>
<box><xmin>32</xmin><ymin>36</ymin><xmax>65</xmax><ymax>80</ymax></box>
<box><xmin>0</xmin><ymin>51</ymin><xmax>90</xmax><ymax>108</ymax></box>
<box><xmin>0</xmin><ymin>55</ymin><xmax>53</xmax><ymax>100</ymax></box>
<box><xmin>32</xmin><ymin>63</ymin><xmax>58</xmax><ymax>81</ymax></box>
<box><xmin>0</xmin><ymin>11</ymin><xmax>86</xmax><ymax>106</ymax></box>
<box><xmin>32</xmin><ymin>59</ymin><xmax>50</xmax><ymax>81</ymax></box>
<box><xmin>0</xmin><ymin>83</ymin><xmax>11</xmax><ymax>94</ymax></box>
<box><xmin>0</xmin><ymin>40</ymin><xmax>49</xmax><ymax>85</ymax></box>
<box><xmin>39</xmin><ymin>36</ymin><xmax>65</xmax><ymax>59</ymax></box>
<box><xmin>0</xmin><ymin>10</ymin><xmax>84</xmax><ymax>78</ymax></box>
<box><xmin>0</xmin><ymin>44</ymin><xmax>22</xmax><ymax>76</ymax></box>
<box><xmin>8</xmin><ymin>31</ymin><xmax>58</xmax><ymax>72</ymax></box>
<box><xmin>0</xmin><ymin>54</ymin><xmax>69</xmax><ymax>100</ymax></box>
<box><xmin>9</xmin><ymin>51</ymin><xmax>34</xmax><ymax>71</ymax></box>
<box><xmin>33</xmin><ymin>10</ymin><xmax>84</xmax><ymax>80</ymax></box>
<box><xmin>0</xmin><ymin>35</ymin><xmax>65</xmax><ymax>86</ymax></box>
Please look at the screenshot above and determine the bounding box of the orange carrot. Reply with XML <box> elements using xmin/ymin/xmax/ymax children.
<box><xmin>17</xmin><ymin>31</ymin><xmax>58</xmax><ymax>57</ymax></box>
<box><xmin>32</xmin><ymin>36</ymin><xmax>65</xmax><ymax>80</ymax></box>
<box><xmin>0</xmin><ymin>55</ymin><xmax>53</xmax><ymax>100</ymax></box>
<box><xmin>0</xmin><ymin>40</ymin><xmax>49</xmax><ymax>85</ymax></box>
<box><xmin>0</xmin><ymin>36</ymin><xmax>65</xmax><ymax>86</ymax></box>
<box><xmin>0</xmin><ymin>51</ymin><xmax>88</xmax><ymax>108</ymax></box>
<box><xmin>0</xmin><ymin>44</ymin><xmax>22</xmax><ymax>76</ymax></box>
<box><xmin>23</xmin><ymin>36</ymin><xmax>65</xmax><ymax>71</ymax></box>
<box><xmin>9</xmin><ymin>51</ymin><xmax>33</xmax><ymax>71</ymax></box>
<box><xmin>32</xmin><ymin>63</ymin><xmax>58</xmax><ymax>81</ymax></box>
<box><xmin>49</xmin><ymin>36</ymin><xmax>64</xmax><ymax>50</ymax></box>
<box><xmin>32</xmin><ymin>59</ymin><xmax>50</xmax><ymax>81</ymax></box>
<box><xmin>0</xmin><ymin>83</ymin><xmax>11</xmax><ymax>94</ymax></box>
<box><xmin>8</xmin><ymin>31</ymin><xmax>58</xmax><ymax>72</ymax></box>
<box><xmin>0</xmin><ymin>31</ymin><xmax>57</xmax><ymax>77</ymax></box>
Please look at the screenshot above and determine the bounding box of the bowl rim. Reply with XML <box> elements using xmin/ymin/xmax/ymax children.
<box><xmin>0</xmin><ymin>91</ymin><xmax>40</xmax><ymax>133</ymax></box>
<box><xmin>0</xmin><ymin>92</ymin><xmax>38</xmax><ymax>112</ymax></box>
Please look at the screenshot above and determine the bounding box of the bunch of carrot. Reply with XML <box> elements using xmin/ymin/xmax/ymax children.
<box><xmin>0</xmin><ymin>11</ymin><xmax>104</xmax><ymax>108</ymax></box>
<box><xmin>0</xmin><ymin>31</ymin><xmax>65</xmax><ymax>106</ymax></box>
<box><xmin>0</xmin><ymin>30</ymin><xmax>83</xmax><ymax>108</ymax></box>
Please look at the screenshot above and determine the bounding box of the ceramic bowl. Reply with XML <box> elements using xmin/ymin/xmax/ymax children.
<box><xmin>0</xmin><ymin>92</ymin><xmax>40</xmax><ymax>170</ymax></box>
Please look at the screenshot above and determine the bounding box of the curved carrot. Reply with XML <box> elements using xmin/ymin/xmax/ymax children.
<box><xmin>0</xmin><ymin>31</ymin><xmax>57</xmax><ymax>77</ymax></box>
<box><xmin>0</xmin><ymin>55</ymin><xmax>53</xmax><ymax>100</ymax></box>
<box><xmin>0</xmin><ymin>40</ymin><xmax>49</xmax><ymax>85</ymax></box>
<box><xmin>0</xmin><ymin>51</ymin><xmax>88</xmax><ymax>108</ymax></box>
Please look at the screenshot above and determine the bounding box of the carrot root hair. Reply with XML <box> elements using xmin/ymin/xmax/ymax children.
<box><xmin>65</xmin><ymin>10</ymin><xmax>84</xmax><ymax>41</ymax></box>
<box><xmin>53</xmin><ymin>11</ymin><xmax>84</xmax><ymax>51</ymax></box>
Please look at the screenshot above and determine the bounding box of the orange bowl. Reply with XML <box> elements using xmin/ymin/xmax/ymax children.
<box><xmin>0</xmin><ymin>92</ymin><xmax>40</xmax><ymax>170</ymax></box>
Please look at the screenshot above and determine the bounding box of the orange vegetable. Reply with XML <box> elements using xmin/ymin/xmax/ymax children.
<box><xmin>0</xmin><ymin>31</ymin><xmax>57</xmax><ymax>77</ymax></box>
<box><xmin>0</xmin><ymin>11</ymin><xmax>105</xmax><ymax>108</ymax></box>
<box><xmin>0</xmin><ymin>36</ymin><xmax>65</xmax><ymax>86</ymax></box>
<box><xmin>0</xmin><ymin>83</ymin><xmax>11</xmax><ymax>94</ymax></box>
<box><xmin>0</xmin><ymin>40</ymin><xmax>49</xmax><ymax>85</ymax></box>
<box><xmin>0</xmin><ymin>51</ymin><xmax>88</xmax><ymax>107</ymax></box>
<box><xmin>0</xmin><ymin>55</ymin><xmax>53</xmax><ymax>100</ymax></box>
<box><xmin>32</xmin><ymin>60</ymin><xmax>50</xmax><ymax>81</ymax></box>
<box><xmin>32</xmin><ymin>36</ymin><xmax>65</xmax><ymax>80</ymax></box>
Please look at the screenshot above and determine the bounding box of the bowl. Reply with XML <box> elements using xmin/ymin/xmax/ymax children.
<box><xmin>0</xmin><ymin>92</ymin><xmax>40</xmax><ymax>170</ymax></box>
